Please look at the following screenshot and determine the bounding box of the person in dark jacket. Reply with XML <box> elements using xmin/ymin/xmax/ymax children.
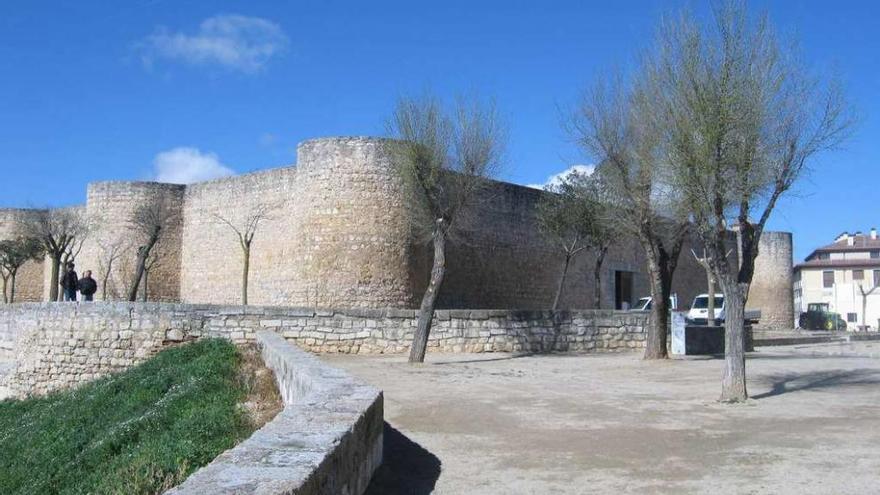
<box><xmin>60</xmin><ymin>262</ymin><xmax>78</xmax><ymax>302</ymax></box>
<box><xmin>78</xmin><ymin>270</ymin><xmax>98</xmax><ymax>302</ymax></box>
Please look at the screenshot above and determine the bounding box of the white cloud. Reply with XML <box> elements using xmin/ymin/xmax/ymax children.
<box><xmin>140</xmin><ymin>14</ymin><xmax>288</xmax><ymax>73</ymax></box>
<box><xmin>153</xmin><ymin>147</ymin><xmax>235</xmax><ymax>184</ymax></box>
<box><xmin>526</xmin><ymin>164</ymin><xmax>596</xmax><ymax>190</ymax></box>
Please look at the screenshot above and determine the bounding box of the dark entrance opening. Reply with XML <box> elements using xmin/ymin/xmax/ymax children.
<box><xmin>614</xmin><ymin>270</ymin><xmax>634</xmax><ymax>310</ymax></box>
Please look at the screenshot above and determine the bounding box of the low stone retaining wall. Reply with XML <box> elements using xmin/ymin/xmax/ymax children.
<box><xmin>0</xmin><ymin>302</ymin><xmax>647</xmax><ymax>397</ymax></box>
<box><xmin>167</xmin><ymin>331</ymin><xmax>383</xmax><ymax>495</ymax></box>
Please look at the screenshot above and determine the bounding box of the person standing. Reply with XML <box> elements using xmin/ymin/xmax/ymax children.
<box><xmin>59</xmin><ymin>262</ymin><xmax>78</xmax><ymax>302</ymax></box>
<box><xmin>78</xmin><ymin>270</ymin><xmax>98</xmax><ymax>302</ymax></box>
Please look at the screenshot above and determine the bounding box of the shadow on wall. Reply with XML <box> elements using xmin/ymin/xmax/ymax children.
<box><xmin>365</xmin><ymin>423</ymin><xmax>442</xmax><ymax>495</ymax></box>
<box><xmin>752</xmin><ymin>368</ymin><xmax>880</xmax><ymax>399</ymax></box>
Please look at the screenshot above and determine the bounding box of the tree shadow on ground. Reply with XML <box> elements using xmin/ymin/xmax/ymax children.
<box><xmin>752</xmin><ymin>368</ymin><xmax>880</xmax><ymax>399</ymax></box>
<box><xmin>748</xmin><ymin>352</ymin><xmax>875</xmax><ymax>360</ymax></box>
<box><xmin>430</xmin><ymin>350</ymin><xmax>620</xmax><ymax>366</ymax></box>
<box><xmin>365</xmin><ymin>422</ymin><xmax>441</xmax><ymax>495</ymax></box>
<box><xmin>430</xmin><ymin>353</ymin><xmax>536</xmax><ymax>365</ymax></box>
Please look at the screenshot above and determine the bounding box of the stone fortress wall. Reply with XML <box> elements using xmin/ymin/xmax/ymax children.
<box><xmin>0</xmin><ymin>304</ymin><xmax>386</xmax><ymax>493</ymax></box>
<box><xmin>0</xmin><ymin>209</ymin><xmax>44</xmax><ymax>302</ymax></box>
<box><xmin>745</xmin><ymin>231</ymin><xmax>795</xmax><ymax>330</ymax></box>
<box><xmin>77</xmin><ymin>182</ymin><xmax>185</xmax><ymax>303</ymax></box>
<box><xmin>0</xmin><ymin>136</ymin><xmax>793</xmax><ymax>323</ymax></box>
<box><xmin>0</xmin><ymin>302</ymin><xmax>650</xmax><ymax>398</ymax></box>
<box><xmin>180</xmin><ymin>138</ymin><xmax>414</xmax><ymax>308</ymax></box>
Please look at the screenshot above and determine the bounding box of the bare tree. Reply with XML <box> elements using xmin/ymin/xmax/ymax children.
<box><xmin>20</xmin><ymin>208</ymin><xmax>88</xmax><ymax>301</ymax></box>
<box><xmin>213</xmin><ymin>203</ymin><xmax>276</xmax><ymax>305</ymax></box>
<box><xmin>0</xmin><ymin>237</ymin><xmax>44</xmax><ymax>303</ymax></box>
<box><xmin>858</xmin><ymin>282</ymin><xmax>878</xmax><ymax>331</ymax></box>
<box><xmin>127</xmin><ymin>198</ymin><xmax>178</xmax><ymax>302</ymax></box>
<box><xmin>97</xmin><ymin>239</ymin><xmax>128</xmax><ymax>301</ymax></box>
<box><xmin>140</xmin><ymin>246</ymin><xmax>170</xmax><ymax>302</ymax></box>
<box><xmin>571</xmin><ymin>75</ymin><xmax>690</xmax><ymax>360</ymax></box>
<box><xmin>536</xmin><ymin>170</ymin><xmax>617</xmax><ymax>309</ymax></box>
<box><xmin>691</xmin><ymin>247</ymin><xmax>733</xmax><ymax>325</ymax></box>
<box><xmin>659</xmin><ymin>2</ymin><xmax>853</xmax><ymax>401</ymax></box>
<box><xmin>387</xmin><ymin>94</ymin><xmax>505</xmax><ymax>363</ymax></box>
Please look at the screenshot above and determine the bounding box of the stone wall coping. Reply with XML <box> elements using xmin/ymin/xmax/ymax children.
<box><xmin>87</xmin><ymin>180</ymin><xmax>187</xmax><ymax>190</ymax></box>
<box><xmin>166</xmin><ymin>331</ymin><xmax>383</xmax><ymax>495</ymax></box>
<box><xmin>0</xmin><ymin>301</ymin><xmax>648</xmax><ymax>319</ymax></box>
<box><xmin>297</xmin><ymin>136</ymin><xmax>393</xmax><ymax>148</ymax></box>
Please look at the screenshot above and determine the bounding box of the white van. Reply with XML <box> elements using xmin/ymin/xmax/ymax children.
<box><xmin>686</xmin><ymin>293</ymin><xmax>725</xmax><ymax>325</ymax></box>
<box><xmin>634</xmin><ymin>295</ymin><xmax>678</xmax><ymax>311</ymax></box>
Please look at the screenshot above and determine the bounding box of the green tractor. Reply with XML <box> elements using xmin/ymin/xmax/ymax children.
<box><xmin>798</xmin><ymin>303</ymin><xmax>847</xmax><ymax>331</ymax></box>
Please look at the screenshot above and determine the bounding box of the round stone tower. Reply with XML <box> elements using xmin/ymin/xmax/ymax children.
<box><xmin>287</xmin><ymin>137</ymin><xmax>415</xmax><ymax>308</ymax></box>
<box><xmin>747</xmin><ymin>231</ymin><xmax>794</xmax><ymax>330</ymax></box>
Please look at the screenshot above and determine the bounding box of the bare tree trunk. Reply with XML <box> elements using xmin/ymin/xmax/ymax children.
<box><xmin>127</xmin><ymin>233</ymin><xmax>159</xmax><ymax>301</ymax></box>
<box><xmin>9</xmin><ymin>271</ymin><xmax>16</xmax><ymax>304</ymax></box>
<box><xmin>142</xmin><ymin>270</ymin><xmax>149</xmax><ymax>302</ymax></box>
<box><xmin>1</xmin><ymin>275</ymin><xmax>7</xmax><ymax>304</ymax></box>
<box><xmin>409</xmin><ymin>227</ymin><xmax>447</xmax><ymax>363</ymax></box>
<box><xmin>707</xmin><ymin>275</ymin><xmax>716</xmax><ymax>325</ymax></box>
<box><xmin>859</xmin><ymin>285</ymin><xmax>875</xmax><ymax>330</ymax></box>
<box><xmin>102</xmin><ymin>272</ymin><xmax>110</xmax><ymax>301</ymax></box>
<box><xmin>242</xmin><ymin>244</ymin><xmax>251</xmax><ymax>306</ymax></box>
<box><xmin>60</xmin><ymin>249</ymin><xmax>75</xmax><ymax>300</ymax></box>
<box><xmin>593</xmin><ymin>246</ymin><xmax>608</xmax><ymax>309</ymax></box>
<box><xmin>49</xmin><ymin>254</ymin><xmax>61</xmax><ymax>302</ymax></box>
<box><xmin>644</xmin><ymin>266</ymin><xmax>672</xmax><ymax>359</ymax></box>
<box><xmin>721</xmin><ymin>282</ymin><xmax>748</xmax><ymax>402</ymax></box>
<box><xmin>102</xmin><ymin>258</ymin><xmax>115</xmax><ymax>301</ymax></box>
<box><xmin>128</xmin><ymin>251</ymin><xmax>148</xmax><ymax>302</ymax></box>
<box><xmin>552</xmin><ymin>253</ymin><xmax>572</xmax><ymax>310</ymax></box>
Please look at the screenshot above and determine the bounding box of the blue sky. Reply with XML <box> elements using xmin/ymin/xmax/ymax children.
<box><xmin>0</xmin><ymin>0</ymin><xmax>877</xmax><ymax>261</ymax></box>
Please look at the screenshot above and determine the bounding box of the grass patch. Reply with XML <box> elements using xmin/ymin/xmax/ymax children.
<box><xmin>0</xmin><ymin>338</ymin><xmax>281</xmax><ymax>495</ymax></box>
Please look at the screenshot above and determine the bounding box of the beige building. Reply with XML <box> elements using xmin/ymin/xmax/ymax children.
<box><xmin>794</xmin><ymin>229</ymin><xmax>880</xmax><ymax>329</ymax></box>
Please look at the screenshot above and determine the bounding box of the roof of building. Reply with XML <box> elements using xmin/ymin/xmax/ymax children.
<box><xmin>804</xmin><ymin>233</ymin><xmax>880</xmax><ymax>261</ymax></box>
<box><xmin>795</xmin><ymin>258</ymin><xmax>880</xmax><ymax>270</ymax></box>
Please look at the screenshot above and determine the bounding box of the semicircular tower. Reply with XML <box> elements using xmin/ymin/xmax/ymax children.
<box><xmin>747</xmin><ymin>231</ymin><xmax>794</xmax><ymax>330</ymax></box>
<box><xmin>286</xmin><ymin>137</ymin><xmax>414</xmax><ymax>308</ymax></box>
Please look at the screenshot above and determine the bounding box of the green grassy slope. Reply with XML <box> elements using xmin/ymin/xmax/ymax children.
<box><xmin>0</xmin><ymin>339</ymin><xmax>260</xmax><ymax>495</ymax></box>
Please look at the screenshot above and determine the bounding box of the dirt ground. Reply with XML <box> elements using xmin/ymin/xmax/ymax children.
<box><xmin>324</xmin><ymin>342</ymin><xmax>880</xmax><ymax>495</ymax></box>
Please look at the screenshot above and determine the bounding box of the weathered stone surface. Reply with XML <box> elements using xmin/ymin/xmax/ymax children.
<box><xmin>166</xmin><ymin>331</ymin><xmax>383</xmax><ymax>495</ymax></box>
<box><xmin>0</xmin><ymin>302</ymin><xmax>649</xmax><ymax>398</ymax></box>
<box><xmin>1</xmin><ymin>137</ymin><xmax>776</xmax><ymax>316</ymax></box>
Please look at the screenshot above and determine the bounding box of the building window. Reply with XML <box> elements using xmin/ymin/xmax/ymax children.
<box><xmin>818</xmin><ymin>252</ymin><xmax>830</xmax><ymax>260</ymax></box>
<box><xmin>847</xmin><ymin>313</ymin><xmax>858</xmax><ymax>323</ymax></box>
<box><xmin>823</xmin><ymin>271</ymin><xmax>835</xmax><ymax>288</ymax></box>
<box><xmin>874</xmin><ymin>270</ymin><xmax>880</xmax><ymax>287</ymax></box>
<box><xmin>872</xmin><ymin>250</ymin><xmax>880</xmax><ymax>259</ymax></box>
<box><xmin>854</xmin><ymin>269</ymin><xmax>865</xmax><ymax>280</ymax></box>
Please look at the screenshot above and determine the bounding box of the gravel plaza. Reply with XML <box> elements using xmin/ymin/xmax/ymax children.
<box><xmin>326</xmin><ymin>342</ymin><xmax>880</xmax><ymax>495</ymax></box>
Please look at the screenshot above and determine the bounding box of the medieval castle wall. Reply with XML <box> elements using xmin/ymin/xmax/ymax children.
<box><xmin>179</xmin><ymin>137</ymin><xmax>414</xmax><ymax>308</ymax></box>
<box><xmin>0</xmin><ymin>302</ymin><xmax>649</xmax><ymax>397</ymax></box>
<box><xmin>0</xmin><ymin>136</ymin><xmax>794</xmax><ymax>325</ymax></box>
<box><xmin>0</xmin><ymin>209</ymin><xmax>44</xmax><ymax>302</ymax></box>
<box><xmin>746</xmin><ymin>231</ymin><xmax>795</xmax><ymax>329</ymax></box>
<box><xmin>76</xmin><ymin>182</ymin><xmax>185</xmax><ymax>303</ymax></box>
